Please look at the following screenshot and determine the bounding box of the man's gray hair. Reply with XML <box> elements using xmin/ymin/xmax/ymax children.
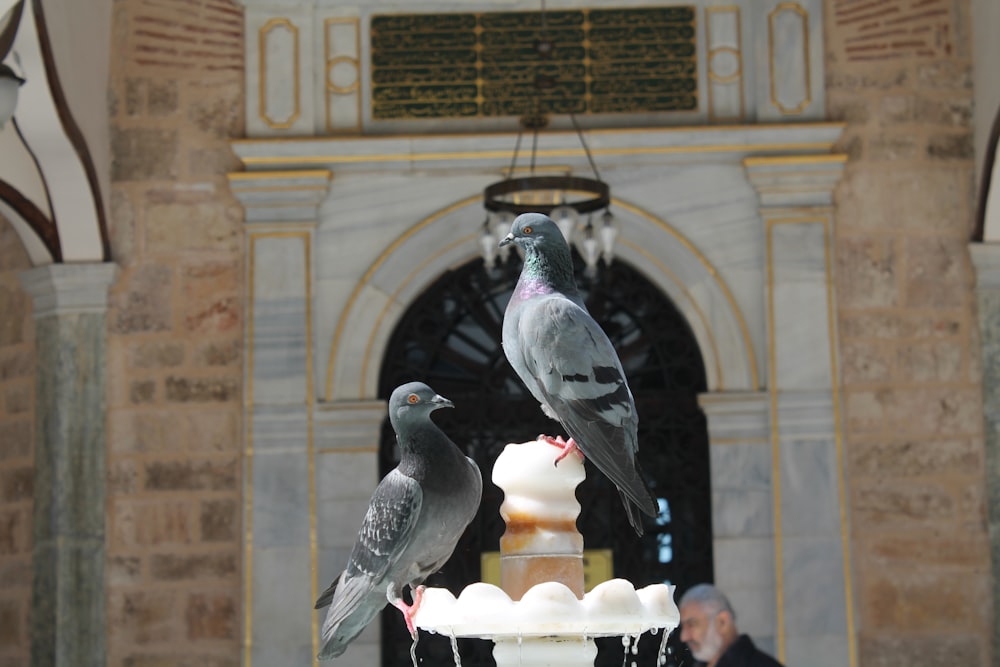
<box><xmin>679</xmin><ymin>583</ymin><xmax>736</xmax><ymax>621</ymax></box>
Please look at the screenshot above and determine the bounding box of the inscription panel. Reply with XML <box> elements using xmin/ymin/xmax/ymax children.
<box><xmin>369</xmin><ymin>7</ymin><xmax>698</xmax><ymax>121</ymax></box>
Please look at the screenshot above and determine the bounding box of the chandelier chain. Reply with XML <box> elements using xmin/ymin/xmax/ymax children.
<box><xmin>570</xmin><ymin>112</ymin><xmax>603</xmax><ymax>184</ymax></box>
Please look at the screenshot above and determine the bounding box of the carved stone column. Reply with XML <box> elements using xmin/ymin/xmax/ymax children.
<box><xmin>19</xmin><ymin>262</ymin><xmax>116</xmax><ymax>667</ymax></box>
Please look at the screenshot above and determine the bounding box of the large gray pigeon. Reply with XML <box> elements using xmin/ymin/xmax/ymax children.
<box><xmin>499</xmin><ymin>212</ymin><xmax>658</xmax><ymax>535</ymax></box>
<box><xmin>314</xmin><ymin>382</ymin><xmax>482</xmax><ymax>659</ymax></box>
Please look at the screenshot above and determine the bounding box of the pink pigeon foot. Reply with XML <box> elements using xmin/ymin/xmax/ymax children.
<box><xmin>391</xmin><ymin>585</ymin><xmax>425</xmax><ymax>637</ymax></box>
<box><xmin>536</xmin><ymin>434</ymin><xmax>584</xmax><ymax>464</ymax></box>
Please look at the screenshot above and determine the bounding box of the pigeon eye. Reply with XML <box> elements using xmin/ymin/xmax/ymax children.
<box><xmin>407</xmin><ymin>394</ymin><xmax>420</xmax><ymax>404</ymax></box>
<box><xmin>523</xmin><ymin>226</ymin><xmax>533</xmax><ymax>234</ymax></box>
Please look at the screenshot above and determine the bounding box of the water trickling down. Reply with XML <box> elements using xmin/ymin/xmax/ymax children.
<box><xmin>449</xmin><ymin>631</ymin><xmax>462</xmax><ymax>667</ymax></box>
<box><xmin>657</xmin><ymin>628</ymin><xmax>670</xmax><ymax>666</ymax></box>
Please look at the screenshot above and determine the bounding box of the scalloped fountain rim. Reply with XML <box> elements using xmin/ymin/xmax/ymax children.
<box><xmin>413</xmin><ymin>579</ymin><xmax>680</xmax><ymax>639</ymax></box>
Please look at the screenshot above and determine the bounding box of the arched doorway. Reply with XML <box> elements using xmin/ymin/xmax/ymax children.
<box><xmin>377</xmin><ymin>250</ymin><xmax>712</xmax><ymax>666</ymax></box>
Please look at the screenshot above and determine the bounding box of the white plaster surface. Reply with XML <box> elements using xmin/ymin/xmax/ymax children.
<box><xmin>984</xmin><ymin>155</ymin><xmax>1000</xmax><ymax>241</ymax></box>
<box><xmin>973</xmin><ymin>0</ymin><xmax>1000</xmax><ymax>207</ymax></box>
<box><xmin>8</xmin><ymin>0</ymin><xmax>105</xmax><ymax>262</ymax></box>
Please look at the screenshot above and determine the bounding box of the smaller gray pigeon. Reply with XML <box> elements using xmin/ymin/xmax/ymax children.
<box><xmin>499</xmin><ymin>212</ymin><xmax>658</xmax><ymax>536</ymax></box>
<box><xmin>314</xmin><ymin>382</ymin><xmax>482</xmax><ymax>659</ymax></box>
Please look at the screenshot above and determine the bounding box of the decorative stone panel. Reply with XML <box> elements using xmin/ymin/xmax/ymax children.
<box><xmin>236</xmin><ymin>0</ymin><xmax>828</xmax><ymax>136</ymax></box>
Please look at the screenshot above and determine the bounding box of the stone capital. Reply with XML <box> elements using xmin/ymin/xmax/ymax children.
<box><xmin>18</xmin><ymin>262</ymin><xmax>117</xmax><ymax>318</ymax></box>
<box><xmin>744</xmin><ymin>155</ymin><xmax>847</xmax><ymax>207</ymax></box>
<box><xmin>228</xmin><ymin>169</ymin><xmax>332</xmax><ymax>223</ymax></box>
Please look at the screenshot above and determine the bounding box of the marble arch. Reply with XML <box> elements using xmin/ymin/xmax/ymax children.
<box><xmin>324</xmin><ymin>196</ymin><xmax>758</xmax><ymax>403</ymax></box>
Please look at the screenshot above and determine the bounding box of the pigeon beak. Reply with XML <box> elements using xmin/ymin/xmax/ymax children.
<box><xmin>431</xmin><ymin>394</ymin><xmax>454</xmax><ymax>409</ymax></box>
<box><xmin>498</xmin><ymin>233</ymin><xmax>514</xmax><ymax>248</ymax></box>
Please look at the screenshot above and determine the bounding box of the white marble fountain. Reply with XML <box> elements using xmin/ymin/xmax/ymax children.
<box><xmin>412</xmin><ymin>440</ymin><xmax>680</xmax><ymax>667</ymax></box>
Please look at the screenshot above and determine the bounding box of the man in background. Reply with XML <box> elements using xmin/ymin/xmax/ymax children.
<box><xmin>678</xmin><ymin>584</ymin><xmax>784</xmax><ymax>667</ymax></box>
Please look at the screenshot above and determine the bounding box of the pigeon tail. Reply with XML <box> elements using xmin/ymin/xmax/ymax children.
<box><xmin>620</xmin><ymin>489</ymin><xmax>648</xmax><ymax>537</ymax></box>
<box><xmin>617</xmin><ymin>462</ymin><xmax>659</xmax><ymax>517</ymax></box>
<box><xmin>317</xmin><ymin>595</ymin><xmax>385</xmax><ymax>659</ymax></box>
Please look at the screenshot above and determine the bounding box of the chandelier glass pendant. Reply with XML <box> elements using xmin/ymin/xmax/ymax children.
<box><xmin>480</xmin><ymin>4</ymin><xmax>618</xmax><ymax>276</ymax></box>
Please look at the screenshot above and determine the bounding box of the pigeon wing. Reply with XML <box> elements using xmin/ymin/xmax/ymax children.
<box><xmin>519</xmin><ymin>295</ymin><xmax>635</xmax><ymax>432</ymax></box>
<box><xmin>315</xmin><ymin>469</ymin><xmax>423</xmax><ymax>612</ymax></box>
<box><xmin>519</xmin><ymin>296</ymin><xmax>656</xmax><ymax>516</ymax></box>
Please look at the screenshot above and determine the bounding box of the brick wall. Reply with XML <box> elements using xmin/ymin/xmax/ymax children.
<box><xmin>0</xmin><ymin>216</ymin><xmax>34</xmax><ymax>667</ymax></box>
<box><xmin>106</xmin><ymin>0</ymin><xmax>245</xmax><ymax>665</ymax></box>
<box><xmin>827</xmin><ymin>0</ymin><xmax>992</xmax><ymax>663</ymax></box>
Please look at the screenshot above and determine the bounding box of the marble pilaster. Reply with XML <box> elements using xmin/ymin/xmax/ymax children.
<box><xmin>970</xmin><ymin>242</ymin><xmax>1000</xmax><ymax>662</ymax></box>
<box><xmin>231</xmin><ymin>172</ymin><xmax>333</xmax><ymax>666</ymax></box>
<box><xmin>699</xmin><ymin>391</ymin><xmax>777</xmax><ymax>649</ymax></box>
<box><xmin>747</xmin><ymin>155</ymin><xmax>852</xmax><ymax>667</ymax></box>
<box><xmin>18</xmin><ymin>262</ymin><xmax>117</xmax><ymax>667</ymax></box>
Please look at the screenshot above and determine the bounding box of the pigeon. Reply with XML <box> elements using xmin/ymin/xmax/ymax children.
<box><xmin>314</xmin><ymin>381</ymin><xmax>482</xmax><ymax>659</ymax></box>
<box><xmin>499</xmin><ymin>212</ymin><xmax>658</xmax><ymax>536</ymax></box>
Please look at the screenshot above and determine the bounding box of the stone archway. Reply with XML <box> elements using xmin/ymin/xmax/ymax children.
<box><xmin>323</xmin><ymin>197</ymin><xmax>759</xmax><ymax>403</ymax></box>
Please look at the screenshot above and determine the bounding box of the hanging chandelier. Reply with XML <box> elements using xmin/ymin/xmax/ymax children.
<box><xmin>480</xmin><ymin>4</ymin><xmax>617</xmax><ymax>276</ymax></box>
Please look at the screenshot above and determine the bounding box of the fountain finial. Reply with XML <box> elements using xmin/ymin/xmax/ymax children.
<box><xmin>493</xmin><ymin>439</ymin><xmax>586</xmax><ymax>599</ymax></box>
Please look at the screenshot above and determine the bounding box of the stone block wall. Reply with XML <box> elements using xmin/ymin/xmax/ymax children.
<box><xmin>826</xmin><ymin>0</ymin><xmax>992</xmax><ymax>663</ymax></box>
<box><xmin>0</xmin><ymin>215</ymin><xmax>35</xmax><ymax>667</ymax></box>
<box><xmin>105</xmin><ymin>0</ymin><xmax>245</xmax><ymax>665</ymax></box>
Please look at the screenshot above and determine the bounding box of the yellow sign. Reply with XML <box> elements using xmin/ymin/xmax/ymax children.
<box><xmin>480</xmin><ymin>549</ymin><xmax>614</xmax><ymax>592</ymax></box>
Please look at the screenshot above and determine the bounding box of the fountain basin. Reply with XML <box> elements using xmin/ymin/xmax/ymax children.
<box><xmin>413</xmin><ymin>578</ymin><xmax>679</xmax><ymax>639</ymax></box>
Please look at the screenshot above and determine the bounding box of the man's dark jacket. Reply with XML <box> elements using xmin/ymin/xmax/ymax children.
<box><xmin>714</xmin><ymin>634</ymin><xmax>784</xmax><ymax>667</ymax></box>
